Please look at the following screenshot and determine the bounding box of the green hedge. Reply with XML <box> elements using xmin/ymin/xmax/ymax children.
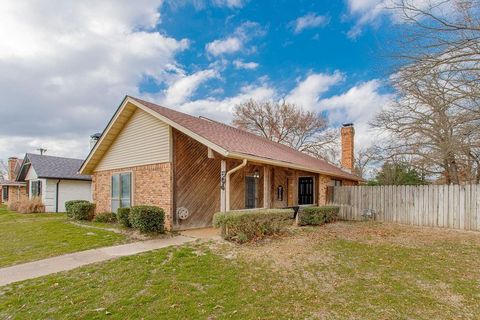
<box><xmin>297</xmin><ymin>206</ymin><xmax>340</xmax><ymax>226</ymax></box>
<box><xmin>129</xmin><ymin>206</ymin><xmax>165</xmax><ymax>233</ymax></box>
<box><xmin>213</xmin><ymin>209</ymin><xmax>293</xmax><ymax>243</ymax></box>
<box><xmin>116</xmin><ymin>207</ymin><xmax>131</xmax><ymax>228</ymax></box>
<box><xmin>65</xmin><ymin>200</ymin><xmax>90</xmax><ymax>217</ymax></box>
<box><xmin>93</xmin><ymin>212</ymin><xmax>117</xmax><ymax>223</ymax></box>
<box><xmin>70</xmin><ymin>202</ymin><xmax>96</xmax><ymax>221</ymax></box>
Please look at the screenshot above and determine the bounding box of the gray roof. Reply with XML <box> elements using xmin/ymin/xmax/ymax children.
<box><xmin>19</xmin><ymin>153</ymin><xmax>91</xmax><ymax>181</ymax></box>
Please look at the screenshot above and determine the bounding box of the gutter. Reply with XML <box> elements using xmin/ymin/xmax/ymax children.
<box><xmin>227</xmin><ymin>152</ymin><xmax>363</xmax><ymax>182</ymax></box>
<box><xmin>55</xmin><ymin>179</ymin><xmax>61</xmax><ymax>213</ymax></box>
<box><xmin>225</xmin><ymin>159</ymin><xmax>247</xmax><ymax>211</ymax></box>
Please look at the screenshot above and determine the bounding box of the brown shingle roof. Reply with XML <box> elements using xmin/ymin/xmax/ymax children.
<box><xmin>130</xmin><ymin>96</ymin><xmax>360</xmax><ymax>181</ymax></box>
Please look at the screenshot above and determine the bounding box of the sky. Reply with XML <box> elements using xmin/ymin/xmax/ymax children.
<box><xmin>0</xmin><ymin>0</ymin><xmax>402</xmax><ymax>163</ymax></box>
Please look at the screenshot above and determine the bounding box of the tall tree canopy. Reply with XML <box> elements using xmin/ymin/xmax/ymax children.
<box><xmin>373</xmin><ymin>0</ymin><xmax>480</xmax><ymax>184</ymax></box>
<box><xmin>369</xmin><ymin>162</ymin><xmax>427</xmax><ymax>186</ymax></box>
<box><xmin>232</xmin><ymin>99</ymin><xmax>339</xmax><ymax>162</ymax></box>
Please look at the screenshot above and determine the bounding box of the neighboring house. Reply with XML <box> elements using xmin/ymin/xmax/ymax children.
<box><xmin>16</xmin><ymin>153</ymin><xmax>92</xmax><ymax>212</ymax></box>
<box><xmin>80</xmin><ymin>96</ymin><xmax>361</xmax><ymax>230</ymax></box>
<box><xmin>0</xmin><ymin>157</ymin><xmax>28</xmax><ymax>205</ymax></box>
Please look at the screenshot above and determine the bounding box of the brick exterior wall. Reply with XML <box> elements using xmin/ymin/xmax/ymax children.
<box><xmin>317</xmin><ymin>174</ymin><xmax>330</xmax><ymax>205</ymax></box>
<box><xmin>92</xmin><ymin>162</ymin><xmax>174</xmax><ymax>230</ymax></box>
<box><xmin>7</xmin><ymin>157</ymin><xmax>18</xmax><ymax>181</ymax></box>
<box><xmin>341</xmin><ymin>125</ymin><xmax>355</xmax><ymax>172</ymax></box>
<box><xmin>3</xmin><ymin>185</ymin><xmax>28</xmax><ymax>204</ymax></box>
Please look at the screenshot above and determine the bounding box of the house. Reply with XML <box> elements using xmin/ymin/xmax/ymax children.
<box><xmin>0</xmin><ymin>157</ymin><xmax>28</xmax><ymax>205</ymax></box>
<box><xmin>16</xmin><ymin>153</ymin><xmax>92</xmax><ymax>212</ymax></box>
<box><xmin>80</xmin><ymin>96</ymin><xmax>361</xmax><ymax>230</ymax></box>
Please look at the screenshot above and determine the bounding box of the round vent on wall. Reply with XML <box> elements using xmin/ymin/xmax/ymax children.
<box><xmin>177</xmin><ymin>207</ymin><xmax>189</xmax><ymax>220</ymax></box>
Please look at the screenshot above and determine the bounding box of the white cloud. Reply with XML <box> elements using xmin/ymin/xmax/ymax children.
<box><xmin>345</xmin><ymin>0</ymin><xmax>452</xmax><ymax>38</ymax></box>
<box><xmin>345</xmin><ymin>0</ymin><xmax>386</xmax><ymax>38</ymax></box>
<box><xmin>285</xmin><ymin>72</ymin><xmax>344</xmax><ymax>110</ymax></box>
<box><xmin>205</xmin><ymin>21</ymin><xmax>265</xmax><ymax>56</ymax></box>
<box><xmin>146</xmin><ymin>69</ymin><xmax>392</xmax><ymax>157</ymax></box>
<box><xmin>318</xmin><ymin>79</ymin><xmax>394</xmax><ymax>147</ymax></box>
<box><xmin>211</xmin><ymin>0</ymin><xmax>245</xmax><ymax>8</ymax></box>
<box><xmin>163</xmin><ymin>69</ymin><xmax>219</xmax><ymax>106</ymax></box>
<box><xmin>233</xmin><ymin>59</ymin><xmax>259</xmax><ymax>70</ymax></box>
<box><xmin>176</xmin><ymin>84</ymin><xmax>276</xmax><ymax>123</ymax></box>
<box><xmin>206</xmin><ymin>37</ymin><xmax>243</xmax><ymax>56</ymax></box>
<box><xmin>292</xmin><ymin>13</ymin><xmax>330</xmax><ymax>34</ymax></box>
<box><xmin>0</xmin><ymin>0</ymin><xmax>189</xmax><ymax>161</ymax></box>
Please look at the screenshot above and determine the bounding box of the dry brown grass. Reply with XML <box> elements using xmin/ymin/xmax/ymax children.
<box><xmin>7</xmin><ymin>201</ymin><xmax>20</xmax><ymax>212</ymax></box>
<box><xmin>234</xmin><ymin>221</ymin><xmax>480</xmax><ymax>267</ymax></box>
<box><xmin>16</xmin><ymin>197</ymin><xmax>45</xmax><ymax>214</ymax></box>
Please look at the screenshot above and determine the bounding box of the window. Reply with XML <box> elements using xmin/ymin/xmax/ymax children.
<box><xmin>277</xmin><ymin>185</ymin><xmax>284</xmax><ymax>201</ymax></box>
<box><xmin>333</xmin><ymin>180</ymin><xmax>342</xmax><ymax>187</ymax></box>
<box><xmin>2</xmin><ymin>186</ymin><xmax>8</xmax><ymax>202</ymax></box>
<box><xmin>31</xmin><ymin>181</ymin><xmax>42</xmax><ymax>197</ymax></box>
<box><xmin>111</xmin><ymin>173</ymin><xmax>132</xmax><ymax>212</ymax></box>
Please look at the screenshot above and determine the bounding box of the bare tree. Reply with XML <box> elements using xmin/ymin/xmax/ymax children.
<box><xmin>232</xmin><ymin>99</ymin><xmax>339</xmax><ymax>162</ymax></box>
<box><xmin>373</xmin><ymin>0</ymin><xmax>480</xmax><ymax>184</ymax></box>
<box><xmin>354</xmin><ymin>147</ymin><xmax>379</xmax><ymax>179</ymax></box>
<box><xmin>0</xmin><ymin>160</ymin><xmax>7</xmax><ymax>181</ymax></box>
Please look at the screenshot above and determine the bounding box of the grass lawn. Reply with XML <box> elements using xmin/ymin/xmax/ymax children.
<box><xmin>0</xmin><ymin>205</ymin><xmax>126</xmax><ymax>267</ymax></box>
<box><xmin>1</xmin><ymin>221</ymin><xmax>480</xmax><ymax>319</ymax></box>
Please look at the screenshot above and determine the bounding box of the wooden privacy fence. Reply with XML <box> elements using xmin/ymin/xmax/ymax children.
<box><xmin>330</xmin><ymin>184</ymin><xmax>480</xmax><ymax>231</ymax></box>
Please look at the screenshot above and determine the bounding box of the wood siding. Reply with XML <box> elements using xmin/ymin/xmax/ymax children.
<box><xmin>172</xmin><ymin>127</ymin><xmax>355</xmax><ymax>229</ymax></box>
<box><xmin>173</xmin><ymin>130</ymin><xmax>221</xmax><ymax>229</ymax></box>
<box><xmin>229</xmin><ymin>163</ymin><xmax>265</xmax><ymax>210</ymax></box>
<box><xmin>96</xmin><ymin>108</ymin><xmax>171</xmax><ymax>171</ymax></box>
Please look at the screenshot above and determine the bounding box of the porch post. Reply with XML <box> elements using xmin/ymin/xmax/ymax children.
<box><xmin>263</xmin><ymin>166</ymin><xmax>270</xmax><ymax>208</ymax></box>
<box><xmin>220</xmin><ymin>160</ymin><xmax>226</xmax><ymax>212</ymax></box>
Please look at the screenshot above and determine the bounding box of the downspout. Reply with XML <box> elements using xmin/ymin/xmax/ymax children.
<box><xmin>55</xmin><ymin>180</ymin><xmax>61</xmax><ymax>213</ymax></box>
<box><xmin>225</xmin><ymin>159</ymin><xmax>247</xmax><ymax>211</ymax></box>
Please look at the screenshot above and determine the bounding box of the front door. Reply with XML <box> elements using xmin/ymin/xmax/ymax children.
<box><xmin>245</xmin><ymin>176</ymin><xmax>257</xmax><ymax>209</ymax></box>
<box><xmin>298</xmin><ymin>177</ymin><xmax>314</xmax><ymax>205</ymax></box>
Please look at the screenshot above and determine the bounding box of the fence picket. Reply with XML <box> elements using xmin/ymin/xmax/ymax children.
<box><xmin>331</xmin><ymin>184</ymin><xmax>480</xmax><ymax>232</ymax></box>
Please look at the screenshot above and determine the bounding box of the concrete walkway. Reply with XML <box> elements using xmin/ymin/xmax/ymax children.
<box><xmin>0</xmin><ymin>236</ymin><xmax>195</xmax><ymax>286</ymax></box>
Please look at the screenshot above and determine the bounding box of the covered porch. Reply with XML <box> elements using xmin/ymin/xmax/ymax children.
<box><xmin>172</xmin><ymin>130</ymin><xmax>351</xmax><ymax>230</ymax></box>
<box><xmin>220</xmin><ymin>158</ymin><xmax>330</xmax><ymax>212</ymax></box>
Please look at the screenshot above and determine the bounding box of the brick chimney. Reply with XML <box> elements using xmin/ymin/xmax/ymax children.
<box><xmin>341</xmin><ymin>123</ymin><xmax>354</xmax><ymax>172</ymax></box>
<box><xmin>7</xmin><ymin>157</ymin><xmax>18</xmax><ymax>181</ymax></box>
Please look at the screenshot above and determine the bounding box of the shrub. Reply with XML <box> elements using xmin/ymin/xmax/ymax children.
<box><xmin>7</xmin><ymin>201</ymin><xmax>20</xmax><ymax>212</ymax></box>
<box><xmin>16</xmin><ymin>197</ymin><xmax>46</xmax><ymax>214</ymax></box>
<box><xmin>65</xmin><ymin>200</ymin><xmax>90</xmax><ymax>217</ymax></box>
<box><xmin>93</xmin><ymin>212</ymin><xmax>117</xmax><ymax>223</ymax></box>
<box><xmin>70</xmin><ymin>202</ymin><xmax>95</xmax><ymax>221</ymax></box>
<box><xmin>213</xmin><ymin>209</ymin><xmax>293</xmax><ymax>243</ymax></box>
<box><xmin>129</xmin><ymin>206</ymin><xmax>165</xmax><ymax>233</ymax></box>
<box><xmin>297</xmin><ymin>206</ymin><xmax>340</xmax><ymax>226</ymax></box>
<box><xmin>116</xmin><ymin>207</ymin><xmax>131</xmax><ymax>227</ymax></box>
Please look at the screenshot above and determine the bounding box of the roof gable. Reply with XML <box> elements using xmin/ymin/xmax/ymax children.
<box><xmin>18</xmin><ymin>154</ymin><xmax>91</xmax><ymax>181</ymax></box>
<box><xmin>80</xmin><ymin>96</ymin><xmax>361</xmax><ymax>181</ymax></box>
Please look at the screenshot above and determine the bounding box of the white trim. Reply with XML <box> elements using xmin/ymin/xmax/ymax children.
<box><xmin>226</xmin><ymin>159</ymin><xmax>247</xmax><ymax>211</ymax></box>
<box><xmin>169</xmin><ymin>126</ymin><xmax>173</xmax><ymax>163</ymax></box>
<box><xmin>110</xmin><ymin>171</ymin><xmax>133</xmax><ymax>212</ymax></box>
<box><xmin>80</xmin><ymin>96</ymin><xmax>360</xmax><ymax>182</ymax></box>
<box><xmin>128</xmin><ymin>98</ymin><xmax>229</xmax><ymax>157</ymax></box>
<box><xmin>80</xmin><ymin>98</ymin><xmax>131</xmax><ymax>174</ymax></box>
<box><xmin>220</xmin><ymin>160</ymin><xmax>226</xmax><ymax>212</ymax></box>
<box><xmin>228</xmin><ymin>152</ymin><xmax>357</xmax><ymax>181</ymax></box>
<box><xmin>81</xmin><ymin>96</ymin><xmax>229</xmax><ymax>175</ymax></box>
<box><xmin>263</xmin><ymin>166</ymin><xmax>270</xmax><ymax>209</ymax></box>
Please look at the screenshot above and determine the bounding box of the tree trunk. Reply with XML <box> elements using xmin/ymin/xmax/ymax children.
<box><xmin>447</xmin><ymin>153</ymin><xmax>460</xmax><ymax>184</ymax></box>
